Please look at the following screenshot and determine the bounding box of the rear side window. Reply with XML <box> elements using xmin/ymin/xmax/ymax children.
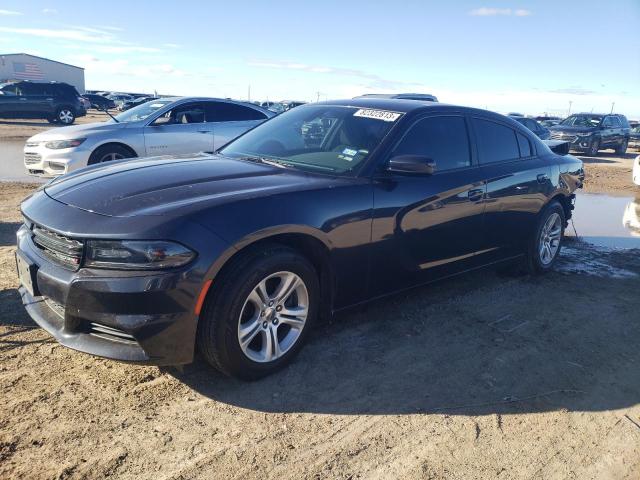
<box><xmin>619</xmin><ymin>116</ymin><xmax>630</xmax><ymax>128</ymax></box>
<box><xmin>473</xmin><ymin>118</ymin><xmax>520</xmax><ymax>164</ymax></box>
<box><xmin>517</xmin><ymin>132</ymin><xmax>532</xmax><ymax>157</ymax></box>
<box><xmin>392</xmin><ymin>115</ymin><xmax>471</xmax><ymax>171</ymax></box>
<box><xmin>205</xmin><ymin>102</ymin><xmax>267</xmax><ymax>122</ymax></box>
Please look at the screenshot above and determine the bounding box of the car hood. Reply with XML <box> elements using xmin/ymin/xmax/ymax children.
<box><xmin>44</xmin><ymin>154</ymin><xmax>337</xmax><ymax>217</ymax></box>
<box><xmin>27</xmin><ymin>121</ymin><xmax>130</xmax><ymax>142</ymax></box>
<box><xmin>549</xmin><ymin>125</ymin><xmax>597</xmax><ymax>134</ymax></box>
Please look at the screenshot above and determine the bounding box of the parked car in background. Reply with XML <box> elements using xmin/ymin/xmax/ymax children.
<box><xmin>118</xmin><ymin>96</ymin><xmax>154</xmax><ymax>112</ymax></box>
<box><xmin>82</xmin><ymin>94</ymin><xmax>116</xmax><ymax>110</ymax></box>
<box><xmin>280</xmin><ymin>100</ymin><xmax>307</xmax><ymax>111</ymax></box>
<box><xmin>23</xmin><ymin>97</ymin><xmax>275</xmax><ymax>177</ymax></box>
<box><xmin>511</xmin><ymin>116</ymin><xmax>551</xmax><ymax>139</ymax></box>
<box><xmin>549</xmin><ymin>113</ymin><xmax>631</xmax><ymax>156</ymax></box>
<box><xmin>267</xmin><ymin>102</ymin><xmax>286</xmax><ymax>114</ymax></box>
<box><xmin>16</xmin><ymin>99</ymin><xmax>583</xmax><ymax>379</ymax></box>
<box><xmin>633</xmin><ymin>155</ymin><xmax>640</xmax><ymax>186</ymax></box>
<box><xmin>106</xmin><ymin>94</ymin><xmax>134</xmax><ymax>108</ymax></box>
<box><xmin>356</xmin><ymin>93</ymin><xmax>439</xmax><ymax>102</ymax></box>
<box><xmin>628</xmin><ymin>125</ymin><xmax>640</xmax><ymax>149</ymax></box>
<box><xmin>0</xmin><ymin>80</ymin><xmax>86</xmax><ymax>125</ymax></box>
<box><xmin>540</xmin><ymin>119</ymin><xmax>562</xmax><ymax>128</ymax></box>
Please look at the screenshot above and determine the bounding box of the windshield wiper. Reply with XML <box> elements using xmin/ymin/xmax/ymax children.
<box><xmin>101</xmin><ymin>105</ymin><xmax>119</xmax><ymax>123</ymax></box>
<box><xmin>236</xmin><ymin>155</ymin><xmax>292</xmax><ymax>169</ymax></box>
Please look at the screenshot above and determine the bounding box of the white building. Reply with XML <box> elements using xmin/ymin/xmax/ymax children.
<box><xmin>0</xmin><ymin>53</ymin><xmax>85</xmax><ymax>93</ymax></box>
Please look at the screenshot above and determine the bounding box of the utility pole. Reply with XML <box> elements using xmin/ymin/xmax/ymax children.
<box><xmin>248</xmin><ymin>85</ymin><xmax>251</xmax><ymax>102</ymax></box>
<box><xmin>568</xmin><ymin>100</ymin><xmax>572</xmax><ymax>116</ymax></box>
<box><xmin>610</xmin><ymin>102</ymin><xmax>615</xmax><ymax>113</ymax></box>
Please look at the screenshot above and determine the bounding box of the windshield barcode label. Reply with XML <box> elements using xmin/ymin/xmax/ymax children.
<box><xmin>353</xmin><ymin>109</ymin><xmax>402</xmax><ymax>122</ymax></box>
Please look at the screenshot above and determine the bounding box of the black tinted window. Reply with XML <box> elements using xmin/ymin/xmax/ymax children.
<box><xmin>609</xmin><ymin>116</ymin><xmax>622</xmax><ymax>127</ymax></box>
<box><xmin>473</xmin><ymin>118</ymin><xmax>520</xmax><ymax>164</ymax></box>
<box><xmin>392</xmin><ymin>116</ymin><xmax>471</xmax><ymax>171</ymax></box>
<box><xmin>205</xmin><ymin>102</ymin><xmax>267</xmax><ymax>122</ymax></box>
<box><xmin>517</xmin><ymin>132</ymin><xmax>532</xmax><ymax>157</ymax></box>
<box><xmin>22</xmin><ymin>83</ymin><xmax>44</xmax><ymax>95</ymax></box>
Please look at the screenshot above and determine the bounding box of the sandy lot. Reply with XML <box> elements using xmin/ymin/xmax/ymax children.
<box><xmin>1</xmin><ymin>135</ymin><xmax>639</xmax><ymax>478</ymax></box>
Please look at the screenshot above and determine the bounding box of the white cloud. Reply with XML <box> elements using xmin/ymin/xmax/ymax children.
<box><xmin>64</xmin><ymin>44</ymin><xmax>161</xmax><ymax>54</ymax></box>
<box><xmin>163</xmin><ymin>43</ymin><xmax>181</xmax><ymax>49</ymax></box>
<box><xmin>0</xmin><ymin>9</ymin><xmax>22</xmax><ymax>15</ymax></box>
<box><xmin>0</xmin><ymin>26</ymin><xmax>115</xmax><ymax>43</ymax></box>
<box><xmin>469</xmin><ymin>7</ymin><xmax>532</xmax><ymax>16</ymax></box>
<box><xmin>42</xmin><ymin>8</ymin><xmax>57</xmax><ymax>15</ymax></box>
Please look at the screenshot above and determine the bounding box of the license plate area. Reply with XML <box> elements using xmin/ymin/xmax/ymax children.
<box><xmin>16</xmin><ymin>252</ymin><xmax>39</xmax><ymax>297</ymax></box>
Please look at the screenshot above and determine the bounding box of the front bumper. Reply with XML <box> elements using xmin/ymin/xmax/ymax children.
<box><xmin>23</xmin><ymin>142</ymin><xmax>92</xmax><ymax>177</ymax></box>
<box><xmin>550</xmin><ymin>133</ymin><xmax>595</xmax><ymax>152</ymax></box>
<box><xmin>16</xmin><ymin>225</ymin><xmax>203</xmax><ymax>365</ymax></box>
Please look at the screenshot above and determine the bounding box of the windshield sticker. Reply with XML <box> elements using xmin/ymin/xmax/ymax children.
<box><xmin>353</xmin><ymin>109</ymin><xmax>402</xmax><ymax>122</ymax></box>
<box><xmin>342</xmin><ymin>148</ymin><xmax>358</xmax><ymax>156</ymax></box>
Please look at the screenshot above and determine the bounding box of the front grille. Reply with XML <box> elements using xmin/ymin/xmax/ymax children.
<box><xmin>32</xmin><ymin>224</ymin><xmax>84</xmax><ymax>269</ymax></box>
<box><xmin>88</xmin><ymin>323</ymin><xmax>137</xmax><ymax>344</ymax></box>
<box><xmin>550</xmin><ymin>132</ymin><xmax>577</xmax><ymax>143</ymax></box>
<box><xmin>24</xmin><ymin>152</ymin><xmax>42</xmax><ymax>165</ymax></box>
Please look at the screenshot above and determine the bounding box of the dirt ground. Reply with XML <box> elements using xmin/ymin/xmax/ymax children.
<box><xmin>1</xmin><ymin>142</ymin><xmax>640</xmax><ymax>478</ymax></box>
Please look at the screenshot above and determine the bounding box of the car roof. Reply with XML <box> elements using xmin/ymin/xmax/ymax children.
<box><xmin>162</xmin><ymin>96</ymin><xmax>275</xmax><ymax>115</ymax></box>
<box><xmin>315</xmin><ymin>98</ymin><xmax>464</xmax><ymax>113</ymax></box>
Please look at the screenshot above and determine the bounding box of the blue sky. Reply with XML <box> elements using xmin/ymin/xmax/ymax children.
<box><xmin>0</xmin><ymin>0</ymin><xmax>639</xmax><ymax>117</ymax></box>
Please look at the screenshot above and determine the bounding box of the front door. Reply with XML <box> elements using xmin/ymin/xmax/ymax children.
<box><xmin>143</xmin><ymin>102</ymin><xmax>213</xmax><ymax>156</ymax></box>
<box><xmin>369</xmin><ymin>114</ymin><xmax>487</xmax><ymax>298</ymax></box>
<box><xmin>204</xmin><ymin>101</ymin><xmax>270</xmax><ymax>150</ymax></box>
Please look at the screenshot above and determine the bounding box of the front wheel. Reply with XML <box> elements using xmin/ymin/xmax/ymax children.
<box><xmin>88</xmin><ymin>144</ymin><xmax>134</xmax><ymax>165</ymax></box>
<box><xmin>525</xmin><ymin>201</ymin><xmax>566</xmax><ymax>274</ymax></box>
<box><xmin>587</xmin><ymin>138</ymin><xmax>600</xmax><ymax>156</ymax></box>
<box><xmin>197</xmin><ymin>246</ymin><xmax>319</xmax><ymax>380</ymax></box>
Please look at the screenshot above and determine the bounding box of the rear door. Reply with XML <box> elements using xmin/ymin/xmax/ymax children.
<box><xmin>600</xmin><ymin>116</ymin><xmax>617</xmax><ymax>147</ymax></box>
<box><xmin>204</xmin><ymin>102</ymin><xmax>269</xmax><ymax>150</ymax></box>
<box><xmin>143</xmin><ymin>102</ymin><xmax>213</xmax><ymax>156</ymax></box>
<box><xmin>472</xmin><ymin>116</ymin><xmax>552</xmax><ymax>261</ymax></box>
<box><xmin>20</xmin><ymin>83</ymin><xmax>50</xmax><ymax>117</ymax></box>
<box><xmin>369</xmin><ymin>114</ymin><xmax>487</xmax><ymax>297</ymax></box>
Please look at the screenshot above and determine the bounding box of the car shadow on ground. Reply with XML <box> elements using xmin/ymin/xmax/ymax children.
<box><xmin>170</xmin><ymin>256</ymin><xmax>640</xmax><ymax>417</ymax></box>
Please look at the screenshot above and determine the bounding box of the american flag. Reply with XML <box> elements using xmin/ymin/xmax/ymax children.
<box><xmin>13</xmin><ymin>62</ymin><xmax>45</xmax><ymax>80</ymax></box>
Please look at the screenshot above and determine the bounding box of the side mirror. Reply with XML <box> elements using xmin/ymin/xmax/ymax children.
<box><xmin>388</xmin><ymin>155</ymin><xmax>436</xmax><ymax>175</ymax></box>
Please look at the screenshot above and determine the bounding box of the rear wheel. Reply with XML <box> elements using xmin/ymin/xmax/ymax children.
<box><xmin>88</xmin><ymin>144</ymin><xmax>135</xmax><ymax>165</ymax></box>
<box><xmin>587</xmin><ymin>138</ymin><xmax>600</xmax><ymax>156</ymax></box>
<box><xmin>56</xmin><ymin>107</ymin><xmax>75</xmax><ymax>125</ymax></box>
<box><xmin>197</xmin><ymin>246</ymin><xmax>319</xmax><ymax>380</ymax></box>
<box><xmin>525</xmin><ymin>201</ymin><xmax>565</xmax><ymax>274</ymax></box>
<box><xmin>616</xmin><ymin>138</ymin><xmax>628</xmax><ymax>156</ymax></box>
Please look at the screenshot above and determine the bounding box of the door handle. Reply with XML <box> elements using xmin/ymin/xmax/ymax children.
<box><xmin>468</xmin><ymin>188</ymin><xmax>484</xmax><ymax>201</ymax></box>
<box><xmin>515</xmin><ymin>185</ymin><xmax>529</xmax><ymax>191</ymax></box>
<box><xmin>19</xmin><ymin>97</ymin><xmax>27</xmax><ymax>101</ymax></box>
<box><xmin>197</xmin><ymin>130</ymin><xmax>212</xmax><ymax>134</ymax></box>
<box><xmin>537</xmin><ymin>173</ymin><xmax>549</xmax><ymax>183</ymax></box>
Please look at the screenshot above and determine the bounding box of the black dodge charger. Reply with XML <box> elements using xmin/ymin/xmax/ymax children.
<box><xmin>17</xmin><ymin>99</ymin><xmax>584</xmax><ymax>380</ymax></box>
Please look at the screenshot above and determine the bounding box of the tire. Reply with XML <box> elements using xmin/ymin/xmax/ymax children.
<box><xmin>56</xmin><ymin>107</ymin><xmax>75</xmax><ymax>125</ymax></box>
<box><xmin>616</xmin><ymin>138</ymin><xmax>628</xmax><ymax>156</ymax></box>
<box><xmin>46</xmin><ymin>116</ymin><xmax>58</xmax><ymax>124</ymax></box>
<box><xmin>525</xmin><ymin>201</ymin><xmax>566</xmax><ymax>275</ymax></box>
<box><xmin>88</xmin><ymin>144</ymin><xmax>135</xmax><ymax>165</ymax></box>
<box><xmin>587</xmin><ymin>138</ymin><xmax>600</xmax><ymax>156</ymax></box>
<box><xmin>197</xmin><ymin>245</ymin><xmax>319</xmax><ymax>380</ymax></box>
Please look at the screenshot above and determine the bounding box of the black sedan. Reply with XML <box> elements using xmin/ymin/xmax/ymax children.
<box><xmin>82</xmin><ymin>93</ymin><xmax>116</xmax><ymax>110</ymax></box>
<box><xmin>17</xmin><ymin>99</ymin><xmax>584</xmax><ymax>380</ymax></box>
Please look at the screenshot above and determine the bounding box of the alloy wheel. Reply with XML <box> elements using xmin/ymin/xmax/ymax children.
<box><xmin>237</xmin><ymin>271</ymin><xmax>309</xmax><ymax>363</ymax></box>
<box><xmin>99</xmin><ymin>152</ymin><xmax>125</xmax><ymax>163</ymax></box>
<box><xmin>539</xmin><ymin>212</ymin><xmax>562</xmax><ymax>265</ymax></box>
<box><xmin>58</xmin><ymin>109</ymin><xmax>74</xmax><ymax>124</ymax></box>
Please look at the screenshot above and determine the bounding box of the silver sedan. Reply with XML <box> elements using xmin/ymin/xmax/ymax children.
<box><xmin>23</xmin><ymin>97</ymin><xmax>275</xmax><ymax>177</ymax></box>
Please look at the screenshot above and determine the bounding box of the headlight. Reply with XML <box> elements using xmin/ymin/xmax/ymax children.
<box><xmin>85</xmin><ymin>240</ymin><xmax>196</xmax><ymax>270</ymax></box>
<box><xmin>44</xmin><ymin>139</ymin><xmax>86</xmax><ymax>149</ymax></box>
<box><xmin>575</xmin><ymin>132</ymin><xmax>592</xmax><ymax>137</ymax></box>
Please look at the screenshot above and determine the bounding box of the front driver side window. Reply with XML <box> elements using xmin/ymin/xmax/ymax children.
<box><xmin>152</xmin><ymin>103</ymin><xmax>205</xmax><ymax>126</ymax></box>
<box><xmin>392</xmin><ymin>116</ymin><xmax>471</xmax><ymax>171</ymax></box>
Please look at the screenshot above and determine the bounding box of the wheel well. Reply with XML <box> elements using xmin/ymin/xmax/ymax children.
<box><xmin>91</xmin><ymin>142</ymin><xmax>138</xmax><ymax>160</ymax></box>
<box><xmin>217</xmin><ymin>233</ymin><xmax>334</xmax><ymax>318</ymax></box>
<box><xmin>549</xmin><ymin>194</ymin><xmax>573</xmax><ymax>222</ymax></box>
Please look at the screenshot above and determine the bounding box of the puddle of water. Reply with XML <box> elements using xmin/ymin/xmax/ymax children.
<box><xmin>567</xmin><ymin>192</ymin><xmax>640</xmax><ymax>249</ymax></box>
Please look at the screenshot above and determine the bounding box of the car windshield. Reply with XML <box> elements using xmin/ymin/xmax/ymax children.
<box><xmin>220</xmin><ymin>105</ymin><xmax>402</xmax><ymax>174</ymax></box>
<box><xmin>560</xmin><ymin>115</ymin><xmax>602</xmax><ymax>127</ymax></box>
<box><xmin>112</xmin><ymin>99</ymin><xmax>173</xmax><ymax>123</ymax></box>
